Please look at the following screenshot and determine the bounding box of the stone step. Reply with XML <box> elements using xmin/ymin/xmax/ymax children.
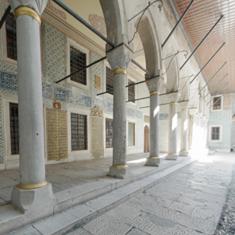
<box><xmin>54</xmin><ymin>156</ymin><xmax>172</xmax><ymax>213</ymax></box>
<box><xmin>7</xmin><ymin>158</ymin><xmax>194</xmax><ymax>235</ymax></box>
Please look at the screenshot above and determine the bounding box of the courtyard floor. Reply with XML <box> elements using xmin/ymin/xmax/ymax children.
<box><xmin>65</xmin><ymin>153</ymin><xmax>235</xmax><ymax>235</ymax></box>
<box><xmin>0</xmin><ymin>153</ymin><xmax>185</xmax><ymax>208</ymax></box>
<box><xmin>1</xmin><ymin>153</ymin><xmax>235</xmax><ymax>234</ymax></box>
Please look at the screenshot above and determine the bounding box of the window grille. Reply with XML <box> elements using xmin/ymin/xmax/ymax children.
<box><xmin>106</xmin><ymin>67</ymin><xmax>113</xmax><ymax>95</ymax></box>
<box><xmin>212</xmin><ymin>96</ymin><xmax>222</xmax><ymax>110</ymax></box>
<box><xmin>71</xmin><ymin>113</ymin><xmax>87</xmax><ymax>150</ymax></box>
<box><xmin>128</xmin><ymin>80</ymin><xmax>135</xmax><ymax>103</ymax></box>
<box><xmin>9</xmin><ymin>103</ymin><xmax>19</xmax><ymax>154</ymax></box>
<box><xmin>211</xmin><ymin>126</ymin><xmax>220</xmax><ymax>141</ymax></box>
<box><xmin>70</xmin><ymin>46</ymin><xmax>87</xmax><ymax>85</ymax></box>
<box><xmin>106</xmin><ymin>118</ymin><xmax>113</xmax><ymax>148</ymax></box>
<box><xmin>6</xmin><ymin>13</ymin><xmax>17</xmax><ymax>60</ymax></box>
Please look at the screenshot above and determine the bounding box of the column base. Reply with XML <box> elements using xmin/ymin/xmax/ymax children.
<box><xmin>107</xmin><ymin>164</ymin><xmax>128</xmax><ymax>179</ymax></box>
<box><xmin>145</xmin><ymin>156</ymin><xmax>160</xmax><ymax>167</ymax></box>
<box><xmin>11</xmin><ymin>183</ymin><xmax>54</xmax><ymax>214</ymax></box>
<box><xmin>179</xmin><ymin>151</ymin><xmax>189</xmax><ymax>156</ymax></box>
<box><xmin>165</xmin><ymin>154</ymin><xmax>178</xmax><ymax>160</ymax></box>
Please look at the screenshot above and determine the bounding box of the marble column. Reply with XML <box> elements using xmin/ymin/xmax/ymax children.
<box><xmin>10</xmin><ymin>0</ymin><xmax>54</xmax><ymax>213</ymax></box>
<box><xmin>145</xmin><ymin>73</ymin><xmax>161</xmax><ymax>166</ymax></box>
<box><xmin>166</xmin><ymin>102</ymin><xmax>178</xmax><ymax>160</ymax></box>
<box><xmin>107</xmin><ymin>45</ymin><xmax>131</xmax><ymax>178</ymax></box>
<box><xmin>179</xmin><ymin>108</ymin><xmax>189</xmax><ymax>156</ymax></box>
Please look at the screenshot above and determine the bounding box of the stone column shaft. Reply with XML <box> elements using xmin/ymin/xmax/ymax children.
<box><xmin>10</xmin><ymin>1</ymin><xmax>54</xmax><ymax>214</ymax></box>
<box><xmin>112</xmin><ymin>69</ymin><xmax>127</xmax><ymax>165</ymax></box>
<box><xmin>106</xmin><ymin>46</ymin><xmax>131</xmax><ymax>178</ymax></box>
<box><xmin>166</xmin><ymin>102</ymin><xmax>178</xmax><ymax>160</ymax></box>
<box><xmin>16</xmin><ymin>9</ymin><xmax>46</xmax><ymax>186</ymax></box>
<box><xmin>180</xmin><ymin>109</ymin><xmax>189</xmax><ymax>156</ymax></box>
<box><xmin>145</xmin><ymin>74</ymin><xmax>161</xmax><ymax>167</ymax></box>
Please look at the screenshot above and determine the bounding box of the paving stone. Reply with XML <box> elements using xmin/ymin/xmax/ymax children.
<box><xmin>215</xmin><ymin>164</ymin><xmax>235</xmax><ymax>235</ymax></box>
<box><xmin>8</xmin><ymin>226</ymin><xmax>41</xmax><ymax>235</ymax></box>
<box><xmin>68</xmin><ymin>154</ymin><xmax>234</xmax><ymax>235</ymax></box>
<box><xmin>66</xmin><ymin>227</ymin><xmax>93</xmax><ymax>235</ymax></box>
<box><xmin>32</xmin><ymin>212</ymin><xmax>78</xmax><ymax>235</ymax></box>
<box><xmin>83</xmin><ymin>213</ymin><xmax>131</xmax><ymax>235</ymax></box>
<box><xmin>126</xmin><ymin>227</ymin><xmax>150</xmax><ymax>235</ymax></box>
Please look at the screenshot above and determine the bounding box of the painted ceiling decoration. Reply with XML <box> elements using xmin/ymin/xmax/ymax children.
<box><xmin>88</xmin><ymin>14</ymin><xmax>106</xmax><ymax>36</ymax></box>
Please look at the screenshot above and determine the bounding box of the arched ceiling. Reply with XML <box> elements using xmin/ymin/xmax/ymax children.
<box><xmin>173</xmin><ymin>0</ymin><xmax>235</xmax><ymax>95</ymax></box>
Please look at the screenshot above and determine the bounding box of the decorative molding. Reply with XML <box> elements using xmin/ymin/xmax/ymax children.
<box><xmin>47</xmin><ymin>0</ymin><xmax>66</xmax><ymax>20</ymax></box>
<box><xmin>90</xmin><ymin>105</ymin><xmax>103</xmax><ymax>117</ymax></box>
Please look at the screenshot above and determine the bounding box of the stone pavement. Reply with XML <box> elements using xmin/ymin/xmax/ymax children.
<box><xmin>64</xmin><ymin>154</ymin><xmax>235</xmax><ymax>235</ymax></box>
<box><xmin>0</xmin><ymin>153</ymin><xmax>196</xmax><ymax>234</ymax></box>
<box><xmin>4</xmin><ymin>154</ymin><xmax>194</xmax><ymax>234</ymax></box>
<box><xmin>0</xmin><ymin>153</ymin><xmax>178</xmax><ymax>206</ymax></box>
<box><xmin>215</xmin><ymin>161</ymin><xmax>235</xmax><ymax>235</ymax></box>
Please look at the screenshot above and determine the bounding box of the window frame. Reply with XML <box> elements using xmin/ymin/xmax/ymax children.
<box><xmin>5</xmin><ymin>13</ymin><xmax>17</xmax><ymax>61</ymax></box>
<box><xmin>128</xmin><ymin>79</ymin><xmax>135</xmax><ymax>103</ymax></box>
<box><xmin>128</xmin><ymin>121</ymin><xmax>136</xmax><ymax>147</ymax></box>
<box><xmin>1</xmin><ymin>9</ymin><xmax>17</xmax><ymax>65</ymax></box>
<box><xmin>4</xmin><ymin>99</ymin><xmax>20</xmax><ymax>167</ymax></box>
<box><xmin>105</xmin><ymin>117</ymin><xmax>113</xmax><ymax>149</ymax></box>
<box><xmin>211</xmin><ymin>95</ymin><xmax>223</xmax><ymax>111</ymax></box>
<box><xmin>105</xmin><ymin>63</ymin><xmax>114</xmax><ymax>96</ymax></box>
<box><xmin>68</xmin><ymin>107</ymin><xmax>90</xmax><ymax>160</ymax></box>
<box><xmin>67</xmin><ymin>39</ymin><xmax>90</xmax><ymax>89</ymax></box>
<box><xmin>9</xmin><ymin>102</ymin><xmax>19</xmax><ymax>155</ymax></box>
<box><xmin>70</xmin><ymin>112</ymin><xmax>88</xmax><ymax>151</ymax></box>
<box><xmin>209</xmin><ymin>125</ymin><xmax>222</xmax><ymax>142</ymax></box>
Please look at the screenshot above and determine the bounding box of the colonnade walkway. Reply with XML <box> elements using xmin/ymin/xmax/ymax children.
<box><xmin>64</xmin><ymin>153</ymin><xmax>235</xmax><ymax>235</ymax></box>
<box><xmin>0</xmin><ymin>153</ymin><xmax>188</xmax><ymax>207</ymax></box>
<box><xmin>1</xmin><ymin>153</ymin><xmax>234</xmax><ymax>234</ymax></box>
<box><xmin>0</xmin><ymin>153</ymin><xmax>193</xmax><ymax>233</ymax></box>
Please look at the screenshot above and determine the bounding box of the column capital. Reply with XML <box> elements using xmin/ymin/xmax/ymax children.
<box><xmin>178</xmin><ymin>100</ymin><xmax>189</xmax><ymax>111</ymax></box>
<box><xmin>106</xmin><ymin>44</ymin><xmax>132</xmax><ymax>70</ymax></box>
<box><xmin>10</xmin><ymin>0</ymin><xmax>48</xmax><ymax>16</ymax></box>
<box><xmin>145</xmin><ymin>71</ymin><xmax>161</xmax><ymax>93</ymax></box>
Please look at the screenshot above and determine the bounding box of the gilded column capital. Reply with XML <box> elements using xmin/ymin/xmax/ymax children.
<box><xmin>10</xmin><ymin>0</ymin><xmax>48</xmax><ymax>16</ymax></box>
<box><xmin>112</xmin><ymin>67</ymin><xmax>127</xmax><ymax>75</ymax></box>
<box><xmin>15</xmin><ymin>6</ymin><xmax>41</xmax><ymax>24</ymax></box>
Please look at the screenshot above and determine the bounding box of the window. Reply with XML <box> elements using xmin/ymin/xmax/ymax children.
<box><xmin>106</xmin><ymin>66</ymin><xmax>113</xmax><ymax>95</ymax></box>
<box><xmin>9</xmin><ymin>103</ymin><xmax>19</xmax><ymax>154</ymax></box>
<box><xmin>128</xmin><ymin>122</ymin><xmax>135</xmax><ymax>146</ymax></box>
<box><xmin>6</xmin><ymin>13</ymin><xmax>17</xmax><ymax>60</ymax></box>
<box><xmin>211</xmin><ymin>126</ymin><xmax>221</xmax><ymax>141</ymax></box>
<box><xmin>212</xmin><ymin>96</ymin><xmax>222</xmax><ymax>110</ymax></box>
<box><xmin>106</xmin><ymin>118</ymin><xmax>113</xmax><ymax>148</ymax></box>
<box><xmin>128</xmin><ymin>80</ymin><xmax>135</xmax><ymax>103</ymax></box>
<box><xmin>71</xmin><ymin>113</ymin><xmax>87</xmax><ymax>151</ymax></box>
<box><xmin>70</xmin><ymin>46</ymin><xmax>87</xmax><ymax>85</ymax></box>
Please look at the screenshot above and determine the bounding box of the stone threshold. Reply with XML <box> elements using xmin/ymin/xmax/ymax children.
<box><xmin>4</xmin><ymin>157</ymin><xmax>194</xmax><ymax>235</ymax></box>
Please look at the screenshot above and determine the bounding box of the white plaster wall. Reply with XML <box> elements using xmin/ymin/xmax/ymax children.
<box><xmin>208</xmin><ymin>94</ymin><xmax>233</xmax><ymax>152</ymax></box>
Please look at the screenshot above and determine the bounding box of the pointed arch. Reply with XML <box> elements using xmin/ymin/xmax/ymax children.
<box><xmin>136</xmin><ymin>13</ymin><xmax>162</xmax><ymax>77</ymax></box>
<box><xmin>99</xmin><ymin>0</ymin><xmax>128</xmax><ymax>45</ymax></box>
